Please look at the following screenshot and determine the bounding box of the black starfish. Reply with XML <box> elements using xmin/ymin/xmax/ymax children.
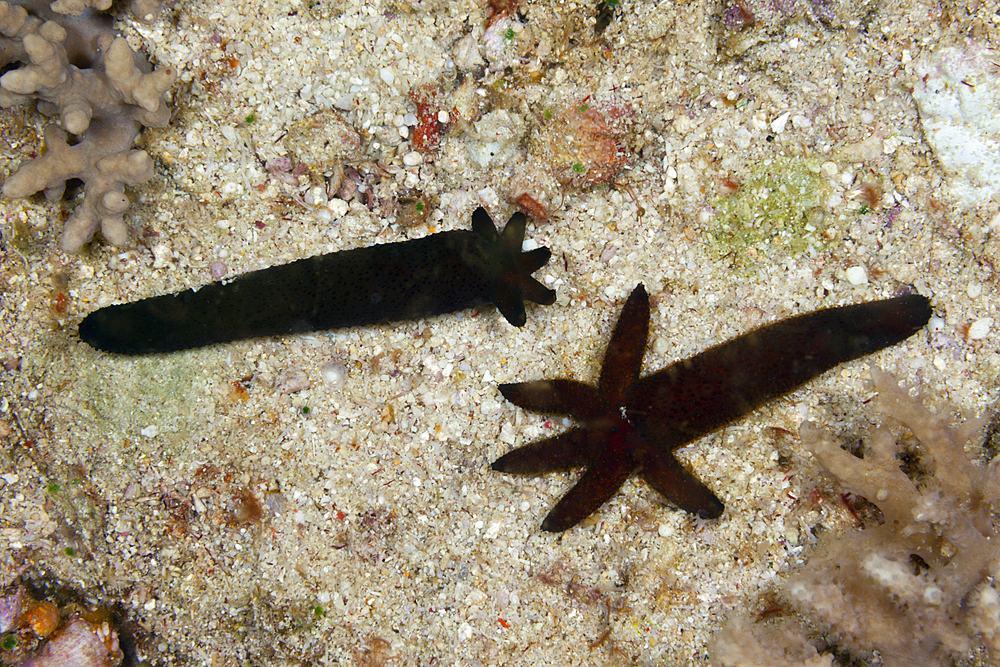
<box><xmin>492</xmin><ymin>284</ymin><xmax>932</xmax><ymax>531</ymax></box>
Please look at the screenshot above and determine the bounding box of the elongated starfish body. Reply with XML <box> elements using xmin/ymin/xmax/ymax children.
<box><xmin>79</xmin><ymin>208</ymin><xmax>554</xmax><ymax>354</ymax></box>
<box><xmin>493</xmin><ymin>285</ymin><xmax>933</xmax><ymax>531</ymax></box>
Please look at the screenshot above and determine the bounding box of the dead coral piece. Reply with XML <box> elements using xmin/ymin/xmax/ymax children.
<box><xmin>22</xmin><ymin>617</ymin><xmax>124</xmax><ymax>667</ymax></box>
<box><xmin>530</xmin><ymin>98</ymin><xmax>632</xmax><ymax>190</ymax></box>
<box><xmin>0</xmin><ymin>2</ymin><xmax>175</xmax><ymax>252</ymax></box>
<box><xmin>790</xmin><ymin>368</ymin><xmax>996</xmax><ymax>666</ymax></box>
<box><xmin>0</xmin><ymin>580</ymin><xmax>124</xmax><ymax>667</ymax></box>
<box><xmin>711</xmin><ymin>617</ymin><xmax>835</xmax><ymax>667</ymax></box>
<box><xmin>282</xmin><ymin>109</ymin><xmax>362</xmax><ymax>176</ymax></box>
<box><xmin>720</xmin><ymin>0</ymin><xmax>879</xmax><ymax>56</ymax></box>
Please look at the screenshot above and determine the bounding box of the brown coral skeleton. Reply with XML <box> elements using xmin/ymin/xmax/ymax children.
<box><xmin>0</xmin><ymin>3</ymin><xmax>175</xmax><ymax>253</ymax></box>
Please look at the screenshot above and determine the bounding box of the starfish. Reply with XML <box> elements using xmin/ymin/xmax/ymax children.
<box><xmin>492</xmin><ymin>284</ymin><xmax>932</xmax><ymax>531</ymax></box>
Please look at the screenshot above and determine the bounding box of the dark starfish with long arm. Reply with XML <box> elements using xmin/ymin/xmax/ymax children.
<box><xmin>492</xmin><ymin>285</ymin><xmax>933</xmax><ymax>531</ymax></box>
<box><xmin>79</xmin><ymin>208</ymin><xmax>555</xmax><ymax>354</ymax></box>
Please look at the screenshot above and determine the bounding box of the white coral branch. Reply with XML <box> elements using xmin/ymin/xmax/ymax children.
<box><xmin>104</xmin><ymin>36</ymin><xmax>174</xmax><ymax>124</ymax></box>
<box><xmin>871</xmin><ymin>367</ymin><xmax>988</xmax><ymax>501</ymax></box>
<box><xmin>1</xmin><ymin>30</ymin><xmax>67</xmax><ymax>93</ymax></box>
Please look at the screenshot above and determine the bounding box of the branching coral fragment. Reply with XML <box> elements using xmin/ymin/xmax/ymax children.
<box><xmin>0</xmin><ymin>1</ymin><xmax>175</xmax><ymax>252</ymax></box>
<box><xmin>788</xmin><ymin>368</ymin><xmax>997</xmax><ymax>666</ymax></box>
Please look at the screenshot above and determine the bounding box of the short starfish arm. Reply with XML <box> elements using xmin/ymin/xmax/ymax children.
<box><xmin>520</xmin><ymin>247</ymin><xmax>552</xmax><ymax>274</ymax></box>
<box><xmin>492</xmin><ymin>427</ymin><xmax>594</xmax><ymax>474</ymax></box>
<box><xmin>541</xmin><ymin>453</ymin><xmax>636</xmax><ymax>532</ymax></box>
<box><xmin>599</xmin><ymin>284</ymin><xmax>650</xmax><ymax>402</ymax></box>
<box><xmin>640</xmin><ymin>453</ymin><xmax>724</xmax><ymax>518</ymax></box>
<box><xmin>480</xmin><ymin>210</ymin><xmax>557</xmax><ymax>326</ymax></box>
<box><xmin>499</xmin><ymin>380</ymin><xmax>604</xmax><ymax>420</ymax></box>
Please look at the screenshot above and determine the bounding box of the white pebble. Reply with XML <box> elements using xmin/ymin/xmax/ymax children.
<box><xmin>437</xmin><ymin>109</ymin><xmax>450</xmax><ymax>123</ymax></box>
<box><xmin>141</xmin><ymin>425</ymin><xmax>159</xmax><ymax>438</ymax></box>
<box><xmin>379</xmin><ymin>68</ymin><xmax>395</xmax><ymax>85</ymax></box>
<box><xmin>968</xmin><ymin>282</ymin><xmax>983</xmax><ymax>298</ymax></box>
<box><xmin>403</xmin><ymin>151</ymin><xmax>423</xmax><ymax>166</ymax></box>
<box><xmin>321</xmin><ymin>361</ymin><xmax>347</xmax><ymax>389</ymax></box>
<box><xmin>968</xmin><ymin>317</ymin><xmax>994</xmax><ymax>340</ymax></box>
<box><xmin>846</xmin><ymin>266</ymin><xmax>868</xmax><ymax>285</ymax></box>
<box><xmin>328</xmin><ymin>198</ymin><xmax>349</xmax><ymax>219</ymax></box>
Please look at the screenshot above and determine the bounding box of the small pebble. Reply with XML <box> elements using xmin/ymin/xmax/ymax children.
<box><xmin>275</xmin><ymin>369</ymin><xmax>310</xmax><ymax>394</ymax></box>
<box><xmin>209</xmin><ymin>261</ymin><xmax>227</xmax><ymax>279</ymax></box>
<box><xmin>846</xmin><ymin>266</ymin><xmax>868</xmax><ymax>285</ymax></box>
<box><xmin>321</xmin><ymin>361</ymin><xmax>347</xmax><ymax>389</ymax></box>
<box><xmin>968</xmin><ymin>318</ymin><xmax>993</xmax><ymax>340</ymax></box>
<box><xmin>140</xmin><ymin>425</ymin><xmax>159</xmax><ymax>438</ymax></box>
<box><xmin>403</xmin><ymin>151</ymin><xmax>423</xmax><ymax>166</ymax></box>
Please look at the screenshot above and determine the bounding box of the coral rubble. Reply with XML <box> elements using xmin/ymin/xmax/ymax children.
<box><xmin>0</xmin><ymin>0</ymin><xmax>175</xmax><ymax>253</ymax></box>
<box><xmin>0</xmin><ymin>581</ymin><xmax>123</xmax><ymax>667</ymax></box>
<box><xmin>713</xmin><ymin>368</ymin><xmax>997</xmax><ymax>666</ymax></box>
<box><xmin>912</xmin><ymin>42</ymin><xmax>1000</xmax><ymax>208</ymax></box>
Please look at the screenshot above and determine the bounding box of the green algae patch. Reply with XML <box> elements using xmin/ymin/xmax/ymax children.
<box><xmin>709</xmin><ymin>156</ymin><xmax>829</xmax><ymax>266</ymax></box>
<box><xmin>76</xmin><ymin>351</ymin><xmax>213</xmax><ymax>457</ymax></box>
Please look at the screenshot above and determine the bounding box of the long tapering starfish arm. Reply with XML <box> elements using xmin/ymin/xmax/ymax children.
<box><xmin>625</xmin><ymin>293</ymin><xmax>935</xmax><ymax>449</ymax></box>
<box><xmin>491</xmin><ymin>427</ymin><xmax>595</xmax><ymax>474</ymax></box>
<box><xmin>598</xmin><ymin>284</ymin><xmax>650</xmax><ymax>402</ymax></box>
<box><xmin>499</xmin><ymin>380</ymin><xmax>604</xmax><ymax>420</ymax></box>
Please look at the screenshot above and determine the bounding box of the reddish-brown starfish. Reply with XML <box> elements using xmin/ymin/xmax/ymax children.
<box><xmin>492</xmin><ymin>284</ymin><xmax>932</xmax><ymax>531</ymax></box>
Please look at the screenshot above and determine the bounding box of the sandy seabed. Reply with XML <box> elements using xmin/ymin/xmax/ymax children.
<box><xmin>1</xmin><ymin>0</ymin><xmax>999</xmax><ymax>664</ymax></box>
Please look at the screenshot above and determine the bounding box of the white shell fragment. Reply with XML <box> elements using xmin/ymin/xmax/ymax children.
<box><xmin>275</xmin><ymin>368</ymin><xmax>310</xmax><ymax>394</ymax></box>
<box><xmin>968</xmin><ymin>318</ymin><xmax>993</xmax><ymax>340</ymax></box>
